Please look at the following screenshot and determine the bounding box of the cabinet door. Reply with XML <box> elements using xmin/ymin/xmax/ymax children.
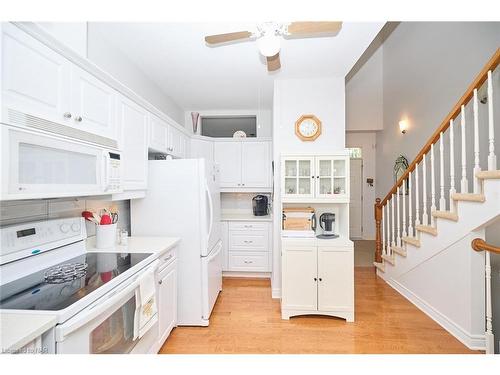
<box><xmin>241</xmin><ymin>142</ymin><xmax>271</xmax><ymax>188</ymax></box>
<box><xmin>281</xmin><ymin>246</ymin><xmax>317</xmax><ymax>311</ymax></box>
<box><xmin>149</xmin><ymin>114</ymin><xmax>168</xmax><ymax>152</ymax></box>
<box><xmin>282</xmin><ymin>157</ymin><xmax>315</xmax><ymax>199</ymax></box>
<box><xmin>315</xmin><ymin>157</ymin><xmax>334</xmax><ymax>197</ymax></box>
<box><xmin>191</xmin><ymin>139</ymin><xmax>214</xmax><ymax>163</ymax></box>
<box><xmin>1</xmin><ymin>23</ymin><xmax>71</xmax><ymax>126</ymax></box>
<box><xmin>317</xmin><ymin>246</ymin><xmax>354</xmax><ymax>312</ymax></box>
<box><xmin>70</xmin><ymin>65</ymin><xmax>117</xmax><ymax>141</ymax></box>
<box><xmin>117</xmin><ymin>95</ymin><xmax>148</xmax><ymax>190</ymax></box>
<box><xmin>158</xmin><ymin>261</ymin><xmax>177</xmax><ymax>346</ymax></box>
<box><xmin>168</xmin><ymin>125</ymin><xmax>183</xmax><ymax>157</ymax></box>
<box><xmin>214</xmin><ymin>142</ymin><xmax>242</xmax><ymax>188</ymax></box>
<box><xmin>221</xmin><ymin>222</ymin><xmax>229</xmax><ymax>271</ymax></box>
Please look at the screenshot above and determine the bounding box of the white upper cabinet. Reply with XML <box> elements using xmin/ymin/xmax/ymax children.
<box><xmin>190</xmin><ymin>138</ymin><xmax>214</xmax><ymax>164</ymax></box>
<box><xmin>215</xmin><ymin>140</ymin><xmax>272</xmax><ymax>190</ymax></box>
<box><xmin>168</xmin><ymin>125</ymin><xmax>185</xmax><ymax>158</ymax></box>
<box><xmin>149</xmin><ymin>113</ymin><xmax>168</xmax><ymax>152</ymax></box>
<box><xmin>1</xmin><ymin>23</ymin><xmax>71</xmax><ymax>127</ymax></box>
<box><xmin>117</xmin><ymin>94</ymin><xmax>149</xmax><ymax>190</ymax></box>
<box><xmin>282</xmin><ymin>154</ymin><xmax>349</xmax><ymax>202</ymax></box>
<box><xmin>214</xmin><ymin>141</ymin><xmax>242</xmax><ymax>188</ymax></box>
<box><xmin>70</xmin><ymin>65</ymin><xmax>117</xmax><ymax>141</ymax></box>
<box><xmin>241</xmin><ymin>142</ymin><xmax>271</xmax><ymax>188</ymax></box>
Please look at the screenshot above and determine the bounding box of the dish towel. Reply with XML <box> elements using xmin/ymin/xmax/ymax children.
<box><xmin>133</xmin><ymin>261</ymin><xmax>159</xmax><ymax>340</ymax></box>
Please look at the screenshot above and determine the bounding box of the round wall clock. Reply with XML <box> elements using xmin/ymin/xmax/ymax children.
<box><xmin>295</xmin><ymin>114</ymin><xmax>322</xmax><ymax>141</ymax></box>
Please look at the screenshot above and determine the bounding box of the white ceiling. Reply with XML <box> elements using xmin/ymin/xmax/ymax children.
<box><xmin>89</xmin><ymin>22</ymin><xmax>385</xmax><ymax>111</ymax></box>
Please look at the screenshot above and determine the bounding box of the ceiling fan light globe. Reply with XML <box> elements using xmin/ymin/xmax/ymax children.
<box><xmin>257</xmin><ymin>34</ymin><xmax>281</xmax><ymax>57</ymax></box>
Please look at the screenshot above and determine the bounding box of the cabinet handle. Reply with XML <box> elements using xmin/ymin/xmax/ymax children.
<box><xmin>244</xmin><ymin>260</ymin><xmax>253</xmax><ymax>264</ymax></box>
<box><xmin>158</xmin><ymin>280</ymin><xmax>163</xmax><ymax>285</ymax></box>
<box><xmin>243</xmin><ymin>240</ymin><xmax>253</xmax><ymax>244</ymax></box>
<box><xmin>75</xmin><ymin>116</ymin><xmax>83</xmax><ymax>122</ymax></box>
<box><xmin>244</xmin><ymin>225</ymin><xmax>253</xmax><ymax>228</ymax></box>
<box><xmin>242</xmin><ymin>183</ymin><xmax>245</xmax><ymax>186</ymax></box>
<box><xmin>314</xmin><ymin>277</ymin><xmax>317</xmax><ymax>281</ymax></box>
<box><xmin>63</xmin><ymin>112</ymin><xmax>72</xmax><ymax>119</ymax></box>
<box><xmin>316</xmin><ymin>176</ymin><xmax>319</xmax><ymax>179</ymax></box>
<box><xmin>319</xmin><ymin>278</ymin><xmax>323</xmax><ymax>281</ymax></box>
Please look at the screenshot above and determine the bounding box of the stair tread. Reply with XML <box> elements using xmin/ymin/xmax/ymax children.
<box><xmin>451</xmin><ymin>193</ymin><xmax>485</xmax><ymax>202</ymax></box>
<box><xmin>432</xmin><ymin>210</ymin><xmax>459</xmax><ymax>221</ymax></box>
<box><xmin>476</xmin><ymin>170</ymin><xmax>500</xmax><ymax>179</ymax></box>
<box><xmin>373</xmin><ymin>262</ymin><xmax>385</xmax><ymax>272</ymax></box>
<box><xmin>402</xmin><ymin>236</ymin><xmax>421</xmax><ymax>247</ymax></box>
<box><xmin>382</xmin><ymin>253</ymin><xmax>396</xmax><ymax>265</ymax></box>
<box><xmin>391</xmin><ymin>246</ymin><xmax>407</xmax><ymax>257</ymax></box>
<box><xmin>415</xmin><ymin>224</ymin><xmax>438</xmax><ymax>236</ymax></box>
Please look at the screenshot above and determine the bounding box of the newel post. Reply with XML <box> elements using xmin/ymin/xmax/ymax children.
<box><xmin>374</xmin><ymin>198</ymin><xmax>383</xmax><ymax>263</ymax></box>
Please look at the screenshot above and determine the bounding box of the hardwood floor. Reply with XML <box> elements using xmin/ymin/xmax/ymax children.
<box><xmin>160</xmin><ymin>267</ymin><xmax>481</xmax><ymax>354</ymax></box>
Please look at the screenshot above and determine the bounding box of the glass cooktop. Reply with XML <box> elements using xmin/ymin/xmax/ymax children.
<box><xmin>0</xmin><ymin>252</ymin><xmax>152</xmax><ymax>311</ymax></box>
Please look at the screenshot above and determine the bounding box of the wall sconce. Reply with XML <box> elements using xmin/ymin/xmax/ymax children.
<box><xmin>399</xmin><ymin>120</ymin><xmax>408</xmax><ymax>134</ymax></box>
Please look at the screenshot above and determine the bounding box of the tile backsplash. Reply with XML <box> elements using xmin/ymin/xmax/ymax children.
<box><xmin>0</xmin><ymin>198</ymin><xmax>131</xmax><ymax>236</ymax></box>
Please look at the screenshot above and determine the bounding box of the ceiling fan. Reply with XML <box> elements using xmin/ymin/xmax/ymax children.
<box><xmin>204</xmin><ymin>22</ymin><xmax>343</xmax><ymax>72</ymax></box>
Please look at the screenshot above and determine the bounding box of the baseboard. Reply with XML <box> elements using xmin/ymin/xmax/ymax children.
<box><xmin>222</xmin><ymin>271</ymin><xmax>271</xmax><ymax>279</ymax></box>
<box><xmin>272</xmin><ymin>288</ymin><xmax>281</xmax><ymax>299</ymax></box>
<box><xmin>386</xmin><ymin>278</ymin><xmax>486</xmax><ymax>351</ymax></box>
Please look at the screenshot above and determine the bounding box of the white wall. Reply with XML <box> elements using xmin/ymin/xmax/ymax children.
<box><xmin>486</xmin><ymin>218</ymin><xmax>500</xmax><ymax>353</ymax></box>
<box><xmin>183</xmin><ymin>109</ymin><xmax>272</xmax><ymax>138</ymax></box>
<box><xmin>271</xmin><ymin>76</ymin><xmax>346</xmax><ymax>296</ymax></box>
<box><xmin>36</xmin><ymin>22</ymin><xmax>88</xmax><ymax>57</ymax></box>
<box><xmin>86</xmin><ymin>24</ymin><xmax>184</xmax><ymax>125</ymax></box>
<box><xmin>346</xmin><ymin>131</ymin><xmax>377</xmax><ymax>239</ymax></box>
<box><xmin>376</xmin><ymin>22</ymin><xmax>500</xmax><ymax>199</ymax></box>
<box><xmin>346</xmin><ymin>46</ymin><xmax>383</xmax><ymax>131</ymax></box>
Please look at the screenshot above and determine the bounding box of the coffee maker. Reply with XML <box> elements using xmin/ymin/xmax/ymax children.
<box><xmin>252</xmin><ymin>195</ymin><xmax>269</xmax><ymax>216</ymax></box>
<box><xmin>317</xmin><ymin>212</ymin><xmax>339</xmax><ymax>239</ymax></box>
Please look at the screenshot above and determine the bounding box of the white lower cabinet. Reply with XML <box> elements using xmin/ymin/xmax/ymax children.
<box><xmin>281</xmin><ymin>240</ymin><xmax>354</xmax><ymax>321</ymax></box>
<box><xmin>224</xmin><ymin>221</ymin><xmax>271</xmax><ymax>273</ymax></box>
<box><xmin>156</xmin><ymin>258</ymin><xmax>177</xmax><ymax>349</ymax></box>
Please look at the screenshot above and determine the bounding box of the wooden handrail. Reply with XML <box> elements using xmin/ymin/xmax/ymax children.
<box><xmin>471</xmin><ymin>238</ymin><xmax>500</xmax><ymax>255</ymax></box>
<box><xmin>380</xmin><ymin>48</ymin><xmax>500</xmax><ymax>207</ymax></box>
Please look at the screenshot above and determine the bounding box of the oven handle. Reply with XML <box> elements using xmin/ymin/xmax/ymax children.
<box><xmin>56</xmin><ymin>261</ymin><xmax>159</xmax><ymax>340</ymax></box>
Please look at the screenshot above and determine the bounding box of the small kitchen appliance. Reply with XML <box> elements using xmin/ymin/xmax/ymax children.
<box><xmin>317</xmin><ymin>212</ymin><xmax>339</xmax><ymax>239</ymax></box>
<box><xmin>252</xmin><ymin>195</ymin><xmax>269</xmax><ymax>216</ymax></box>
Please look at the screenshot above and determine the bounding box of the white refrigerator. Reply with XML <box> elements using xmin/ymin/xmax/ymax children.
<box><xmin>131</xmin><ymin>159</ymin><xmax>222</xmax><ymax>326</ymax></box>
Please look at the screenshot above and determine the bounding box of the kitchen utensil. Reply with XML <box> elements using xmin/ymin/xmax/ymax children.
<box><xmin>100</xmin><ymin>214</ymin><xmax>112</xmax><ymax>225</ymax></box>
<box><xmin>93</xmin><ymin>212</ymin><xmax>101</xmax><ymax>224</ymax></box>
<box><xmin>317</xmin><ymin>212</ymin><xmax>338</xmax><ymax>239</ymax></box>
<box><xmin>95</xmin><ymin>223</ymin><xmax>117</xmax><ymax>249</ymax></box>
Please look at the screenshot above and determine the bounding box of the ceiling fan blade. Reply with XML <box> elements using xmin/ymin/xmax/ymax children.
<box><xmin>267</xmin><ymin>53</ymin><xmax>281</xmax><ymax>72</ymax></box>
<box><xmin>287</xmin><ymin>22</ymin><xmax>342</xmax><ymax>36</ymax></box>
<box><xmin>205</xmin><ymin>31</ymin><xmax>253</xmax><ymax>45</ymax></box>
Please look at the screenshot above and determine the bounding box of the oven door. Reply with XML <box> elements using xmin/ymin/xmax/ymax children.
<box><xmin>0</xmin><ymin>126</ymin><xmax>107</xmax><ymax>200</ymax></box>
<box><xmin>55</xmin><ymin>270</ymin><xmax>158</xmax><ymax>354</ymax></box>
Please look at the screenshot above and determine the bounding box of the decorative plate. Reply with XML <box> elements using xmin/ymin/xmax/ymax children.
<box><xmin>233</xmin><ymin>130</ymin><xmax>247</xmax><ymax>138</ymax></box>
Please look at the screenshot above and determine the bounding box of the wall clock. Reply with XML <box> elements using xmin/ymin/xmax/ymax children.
<box><xmin>295</xmin><ymin>114</ymin><xmax>322</xmax><ymax>141</ymax></box>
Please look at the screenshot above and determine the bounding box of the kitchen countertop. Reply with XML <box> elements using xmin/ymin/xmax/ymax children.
<box><xmin>1</xmin><ymin>312</ymin><xmax>57</xmax><ymax>353</ymax></box>
<box><xmin>221</xmin><ymin>212</ymin><xmax>273</xmax><ymax>222</ymax></box>
<box><xmin>86</xmin><ymin>236</ymin><xmax>181</xmax><ymax>255</ymax></box>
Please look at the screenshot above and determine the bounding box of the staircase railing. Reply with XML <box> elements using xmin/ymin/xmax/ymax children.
<box><xmin>472</xmin><ymin>238</ymin><xmax>499</xmax><ymax>354</ymax></box>
<box><xmin>374</xmin><ymin>48</ymin><xmax>500</xmax><ymax>264</ymax></box>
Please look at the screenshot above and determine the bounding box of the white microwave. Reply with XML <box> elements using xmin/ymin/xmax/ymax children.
<box><xmin>0</xmin><ymin>125</ymin><xmax>122</xmax><ymax>200</ymax></box>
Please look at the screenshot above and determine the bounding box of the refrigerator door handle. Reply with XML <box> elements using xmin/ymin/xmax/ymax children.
<box><xmin>205</xmin><ymin>182</ymin><xmax>213</xmax><ymax>241</ymax></box>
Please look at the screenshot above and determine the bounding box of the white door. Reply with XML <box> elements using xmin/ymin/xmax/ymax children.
<box><xmin>349</xmin><ymin>159</ymin><xmax>363</xmax><ymax>238</ymax></box>
<box><xmin>317</xmin><ymin>246</ymin><xmax>354</xmax><ymax>312</ymax></box>
<box><xmin>70</xmin><ymin>65</ymin><xmax>117</xmax><ymax>141</ymax></box>
<box><xmin>214</xmin><ymin>142</ymin><xmax>242</xmax><ymax>188</ymax></box>
<box><xmin>157</xmin><ymin>260</ymin><xmax>177</xmax><ymax>346</ymax></box>
<box><xmin>241</xmin><ymin>142</ymin><xmax>270</xmax><ymax>188</ymax></box>
<box><xmin>1</xmin><ymin>23</ymin><xmax>71</xmax><ymax>127</ymax></box>
<box><xmin>281</xmin><ymin>246</ymin><xmax>317</xmax><ymax>311</ymax></box>
<box><xmin>117</xmin><ymin>94</ymin><xmax>149</xmax><ymax>190</ymax></box>
<box><xmin>149</xmin><ymin>114</ymin><xmax>168</xmax><ymax>152</ymax></box>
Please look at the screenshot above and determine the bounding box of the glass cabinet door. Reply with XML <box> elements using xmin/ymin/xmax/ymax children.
<box><xmin>315</xmin><ymin>157</ymin><xmax>348</xmax><ymax>198</ymax></box>
<box><xmin>283</xmin><ymin>157</ymin><xmax>314</xmax><ymax>198</ymax></box>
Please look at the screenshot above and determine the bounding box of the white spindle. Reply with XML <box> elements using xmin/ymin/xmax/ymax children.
<box><xmin>391</xmin><ymin>194</ymin><xmax>395</xmax><ymax>249</ymax></box>
<box><xmin>460</xmin><ymin>105</ymin><xmax>468</xmax><ymax>193</ymax></box>
<box><xmin>396</xmin><ymin>186</ymin><xmax>401</xmax><ymax>247</ymax></box>
<box><xmin>415</xmin><ymin>162</ymin><xmax>420</xmax><ymax>226</ymax></box>
<box><xmin>473</xmin><ymin>89</ymin><xmax>481</xmax><ymax>194</ymax></box>
<box><xmin>485</xmin><ymin>251</ymin><xmax>494</xmax><ymax>354</ymax></box>
<box><xmin>422</xmin><ymin>154</ymin><xmax>428</xmax><ymax>226</ymax></box>
<box><xmin>408</xmin><ymin>171</ymin><xmax>413</xmax><ymax>237</ymax></box>
<box><xmin>431</xmin><ymin>143</ymin><xmax>436</xmax><ymax>225</ymax></box>
<box><xmin>487</xmin><ymin>70</ymin><xmax>497</xmax><ymax>170</ymax></box>
<box><xmin>439</xmin><ymin>132</ymin><xmax>446</xmax><ymax>210</ymax></box>
<box><xmin>402</xmin><ymin>179</ymin><xmax>407</xmax><ymax>238</ymax></box>
<box><xmin>449</xmin><ymin>119</ymin><xmax>456</xmax><ymax>207</ymax></box>
<box><xmin>386</xmin><ymin>204</ymin><xmax>390</xmax><ymax>255</ymax></box>
<box><xmin>382</xmin><ymin>205</ymin><xmax>386</xmax><ymax>256</ymax></box>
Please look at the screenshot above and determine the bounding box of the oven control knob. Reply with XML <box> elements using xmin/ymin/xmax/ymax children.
<box><xmin>59</xmin><ymin>223</ymin><xmax>70</xmax><ymax>233</ymax></box>
<box><xmin>71</xmin><ymin>223</ymin><xmax>81</xmax><ymax>232</ymax></box>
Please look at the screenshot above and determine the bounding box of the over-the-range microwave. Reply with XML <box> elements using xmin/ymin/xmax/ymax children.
<box><xmin>0</xmin><ymin>125</ymin><xmax>122</xmax><ymax>200</ymax></box>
